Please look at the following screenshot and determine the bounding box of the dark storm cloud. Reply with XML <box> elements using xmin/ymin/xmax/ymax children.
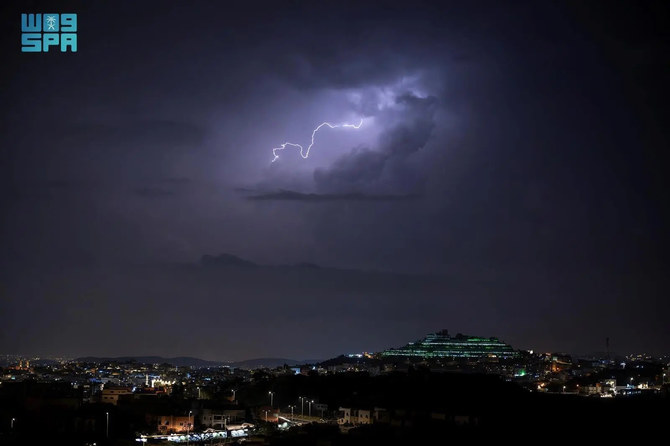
<box><xmin>246</xmin><ymin>190</ymin><xmax>418</xmax><ymax>202</ymax></box>
<box><xmin>1</xmin><ymin>0</ymin><xmax>669</xmax><ymax>359</ymax></box>
<box><xmin>159</xmin><ymin>177</ymin><xmax>193</xmax><ymax>185</ymax></box>
<box><xmin>32</xmin><ymin>119</ymin><xmax>206</xmax><ymax>151</ymax></box>
<box><xmin>313</xmin><ymin>149</ymin><xmax>387</xmax><ymax>193</ymax></box>
<box><xmin>132</xmin><ymin>187</ymin><xmax>176</xmax><ymax>199</ymax></box>
<box><xmin>2</xmin><ymin>259</ymin><xmax>667</xmax><ymax>359</ymax></box>
<box><xmin>267</xmin><ymin>40</ymin><xmax>419</xmax><ymax>91</ymax></box>
<box><xmin>381</xmin><ymin>94</ymin><xmax>438</xmax><ymax>157</ymax></box>
<box><xmin>252</xmin><ymin>5</ymin><xmax>446</xmax><ymax>91</ymax></box>
<box><xmin>6</xmin><ymin>117</ymin><xmax>208</xmax><ymax>189</ymax></box>
<box><xmin>9</xmin><ymin>179</ymin><xmax>102</xmax><ymax>197</ymax></box>
<box><xmin>132</xmin><ymin>178</ymin><xmax>196</xmax><ymax>198</ymax></box>
<box><xmin>42</xmin><ymin>179</ymin><xmax>94</xmax><ymax>190</ymax></box>
<box><xmin>314</xmin><ymin>93</ymin><xmax>437</xmax><ymax>194</ymax></box>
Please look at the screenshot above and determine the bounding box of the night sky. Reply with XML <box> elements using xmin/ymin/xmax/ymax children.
<box><xmin>1</xmin><ymin>1</ymin><xmax>668</xmax><ymax>360</ymax></box>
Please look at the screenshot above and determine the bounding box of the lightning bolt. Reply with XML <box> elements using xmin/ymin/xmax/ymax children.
<box><xmin>271</xmin><ymin>119</ymin><xmax>363</xmax><ymax>162</ymax></box>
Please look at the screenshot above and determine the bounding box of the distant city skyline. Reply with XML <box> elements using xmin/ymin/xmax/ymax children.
<box><xmin>2</xmin><ymin>324</ymin><xmax>667</xmax><ymax>364</ymax></box>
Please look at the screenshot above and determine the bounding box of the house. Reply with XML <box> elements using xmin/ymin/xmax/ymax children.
<box><xmin>157</xmin><ymin>415</ymin><xmax>192</xmax><ymax>434</ymax></box>
<box><xmin>100</xmin><ymin>386</ymin><xmax>132</xmax><ymax>405</ymax></box>
<box><xmin>200</xmin><ymin>408</ymin><xmax>246</xmax><ymax>428</ymax></box>
<box><xmin>337</xmin><ymin>407</ymin><xmax>372</xmax><ymax>425</ymax></box>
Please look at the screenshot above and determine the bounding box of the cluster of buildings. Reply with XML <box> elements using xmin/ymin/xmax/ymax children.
<box><xmin>0</xmin><ymin>356</ymin><xmax>253</xmax><ymax>440</ymax></box>
<box><xmin>3</xmin><ymin>330</ymin><xmax>667</xmax><ymax>404</ymax></box>
<box><xmin>1</xmin><ymin>330</ymin><xmax>668</xmax><ymax>442</ymax></box>
<box><xmin>336</xmin><ymin>407</ymin><xmax>477</xmax><ymax>428</ymax></box>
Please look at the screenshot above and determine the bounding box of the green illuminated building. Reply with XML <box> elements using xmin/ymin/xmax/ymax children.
<box><xmin>380</xmin><ymin>329</ymin><xmax>518</xmax><ymax>359</ymax></box>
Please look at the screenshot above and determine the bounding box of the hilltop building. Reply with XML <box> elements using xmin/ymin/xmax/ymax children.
<box><xmin>380</xmin><ymin>329</ymin><xmax>518</xmax><ymax>359</ymax></box>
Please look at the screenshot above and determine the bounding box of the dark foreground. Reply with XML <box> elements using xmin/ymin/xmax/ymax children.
<box><xmin>1</xmin><ymin>369</ymin><xmax>667</xmax><ymax>445</ymax></box>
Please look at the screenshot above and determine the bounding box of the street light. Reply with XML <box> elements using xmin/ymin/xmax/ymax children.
<box><xmin>11</xmin><ymin>417</ymin><xmax>15</xmax><ymax>431</ymax></box>
<box><xmin>289</xmin><ymin>405</ymin><xmax>295</xmax><ymax>421</ymax></box>
<box><xmin>197</xmin><ymin>386</ymin><xmax>201</xmax><ymax>399</ymax></box>
<box><xmin>299</xmin><ymin>396</ymin><xmax>305</xmax><ymax>417</ymax></box>
<box><xmin>308</xmin><ymin>400</ymin><xmax>314</xmax><ymax>417</ymax></box>
<box><xmin>106</xmin><ymin>412</ymin><xmax>109</xmax><ymax>439</ymax></box>
<box><xmin>232</xmin><ymin>389</ymin><xmax>236</xmax><ymax>402</ymax></box>
<box><xmin>264</xmin><ymin>410</ymin><xmax>269</xmax><ymax>422</ymax></box>
<box><xmin>268</xmin><ymin>391</ymin><xmax>274</xmax><ymax>407</ymax></box>
<box><xmin>187</xmin><ymin>410</ymin><xmax>192</xmax><ymax>446</ymax></box>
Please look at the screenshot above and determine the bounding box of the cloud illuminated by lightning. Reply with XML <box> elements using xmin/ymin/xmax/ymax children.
<box><xmin>271</xmin><ymin>119</ymin><xmax>363</xmax><ymax>162</ymax></box>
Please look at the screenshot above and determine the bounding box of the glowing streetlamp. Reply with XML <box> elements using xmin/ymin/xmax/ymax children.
<box><xmin>268</xmin><ymin>391</ymin><xmax>274</xmax><ymax>407</ymax></box>
<box><xmin>299</xmin><ymin>396</ymin><xmax>305</xmax><ymax>417</ymax></box>
<box><xmin>289</xmin><ymin>405</ymin><xmax>295</xmax><ymax>421</ymax></box>
<box><xmin>308</xmin><ymin>400</ymin><xmax>314</xmax><ymax>417</ymax></box>
<box><xmin>106</xmin><ymin>412</ymin><xmax>109</xmax><ymax>439</ymax></box>
<box><xmin>187</xmin><ymin>410</ymin><xmax>192</xmax><ymax>446</ymax></box>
